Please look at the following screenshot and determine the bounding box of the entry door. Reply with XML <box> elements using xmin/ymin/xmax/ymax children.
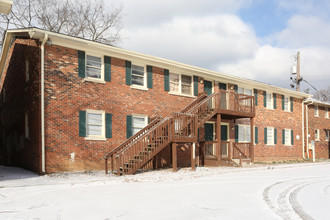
<box><xmin>221</xmin><ymin>124</ymin><xmax>229</xmax><ymax>157</ymax></box>
<box><xmin>204</xmin><ymin>80</ymin><xmax>213</xmax><ymax>96</ymax></box>
<box><xmin>204</xmin><ymin>80</ymin><xmax>213</xmax><ymax>108</ymax></box>
<box><xmin>205</xmin><ymin>123</ymin><xmax>214</xmax><ymax>156</ymax></box>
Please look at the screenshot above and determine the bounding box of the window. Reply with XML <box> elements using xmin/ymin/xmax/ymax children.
<box><xmin>86</xmin><ymin>110</ymin><xmax>105</xmax><ymax>138</ymax></box>
<box><xmin>314</xmin><ymin>106</ymin><xmax>319</xmax><ymax>117</ymax></box>
<box><xmin>315</xmin><ymin>129</ymin><xmax>320</xmax><ymax>141</ymax></box>
<box><xmin>86</xmin><ymin>55</ymin><xmax>102</xmax><ymax>79</ymax></box>
<box><xmin>283</xmin><ymin>96</ymin><xmax>289</xmax><ymax>111</ymax></box>
<box><xmin>25</xmin><ymin>112</ymin><xmax>29</xmax><ymax>138</ymax></box>
<box><xmin>131</xmin><ymin>65</ymin><xmax>145</xmax><ymax>87</ymax></box>
<box><xmin>132</xmin><ymin>115</ymin><xmax>147</xmax><ymax>135</ymax></box>
<box><xmin>238</xmin><ymin>87</ymin><xmax>252</xmax><ymax>95</ymax></box>
<box><xmin>283</xmin><ymin>129</ymin><xmax>291</xmax><ymax>146</ymax></box>
<box><xmin>169</xmin><ymin>73</ymin><xmax>192</xmax><ymax>95</ymax></box>
<box><xmin>238</xmin><ymin>124</ymin><xmax>251</xmax><ymax>143</ymax></box>
<box><xmin>266</xmin><ymin>93</ymin><xmax>273</xmax><ymax>109</ymax></box>
<box><xmin>25</xmin><ymin>60</ymin><xmax>29</xmax><ymax>82</ymax></box>
<box><xmin>266</xmin><ymin>127</ymin><xmax>274</xmax><ymax>145</ymax></box>
<box><xmin>325</xmin><ymin>108</ymin><xmax>329</xmax><ymax>119</ymax></box>
<box><xmin>326</xmin><ymin>130</ymin><xmax>329</xmax><ymax>141</ymax></box>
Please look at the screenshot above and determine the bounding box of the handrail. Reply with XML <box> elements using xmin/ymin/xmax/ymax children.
<box><xmin>180</xmin><ymin>92</ymin><xmax>207</xmax><ymax>113</ymax></box>
<box><xmin>187</xmin><ymin>92</ymin><xmax>218</xmax><ymax>113</ymax></box>
<box><xmin>115</xmin><ymin>116</ymin><xmax>172</xmax><ymax>156</ymax></box>
<box><xmin>104</xmin><ymin>116</ymin><xmax>161</xmax><ymax>159</ymax></box>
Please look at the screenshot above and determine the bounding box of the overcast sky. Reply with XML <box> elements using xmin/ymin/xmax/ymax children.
<box><xmin>109</xmin><ymin>0</ymin><xmax>330</xmax><ymax>93</ymax></box>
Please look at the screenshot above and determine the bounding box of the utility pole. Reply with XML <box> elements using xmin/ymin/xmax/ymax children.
<box><xmin>296</xmin><ymin>51</ymin><xmax>301</xmax><ymax>92</ymax></box>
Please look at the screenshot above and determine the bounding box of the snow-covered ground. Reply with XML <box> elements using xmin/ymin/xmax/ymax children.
<box><xmin>1</xmin><ymin>162</ymin><xmax>330</xmax><ymax>220</ymax></box>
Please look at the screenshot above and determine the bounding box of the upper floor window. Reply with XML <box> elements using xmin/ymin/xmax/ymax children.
<box><xmin>314</xmin><ymin>105</ymin><xmax>319</xmax><ymax>117</ymax></box>
<box><xmin>266</xmin><ymin>92</ymin><xmax>273</xmax><ymax>109</ymax></box>
<box><xmin>283</xmin><ymin>96</ymin><xmax>289</xmax><ymax>111</ymax></box>
<box><xmin>325</xmin><ymin>108</ymin><xmax>329</xmax><ymax>119</ymax></box>
<box><xmin>170</xmin><ymin>73</ymin><xmax>192</xmax><ymax>96</ymax></box>
<box><xmin>238</xmin><ymin>87</ymin><xmax>252</xmax><ymax>96</ymax></box>
<box><xmin>131</xmin><ymin>65</ymin><xmax>145</xmax><ymax>87</ymax></box>
<box><xmin>86</xmin><ymin>55</ymin><xmax>102</xmax><ymax>80</ymax></box>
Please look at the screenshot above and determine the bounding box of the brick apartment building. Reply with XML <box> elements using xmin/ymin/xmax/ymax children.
<box><xmin>0</xmin><ymin>28</ymin><xmax>328</xmax><ymax>175</ymax></box>
<box><xmin>304</xmin><ymin>98</ymin><xmax>330</xmax><ymax>159</ymax></box>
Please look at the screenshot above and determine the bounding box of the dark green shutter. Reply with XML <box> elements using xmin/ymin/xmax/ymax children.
<box><xmin>148</xmin><ymin>117</ymin><xmax>150</xmax><ymax>124</ymax></box>
<box><xmin>263</xmin><ymin>91</ymin><xmax>267</xmax><ymax>107</ymax></box>
<box><xmin>274</xmin><ymin>128</ymin><xmax>277</xmax><ymax>144</ymax></box>
<box><xmin>273</xmin><ymin>93</ymin><xmax>277</xmax><ymax>109</ymax></box>
<box><xmin>147</xmin><ymin>65</ymin><xmax>153</xmax><ymax>89</ymax></box>
<box><xmin>193</xmin><ymin>76</ymin><xmax>198</xmax><ymax>96</ymax></box>
<box><xmin>125</xmin><ymin>61</ymin><xmax>132</xmax><ymax>85</ymax></box>
<box><xmin>219</xmin><ymin>83</ymin><xmax>227</xmax><ymax>90</ymax></box>
<box><xmin>79</xmin><ymin>111</ymin><xmax>86</xmax><ymax>137</ymax></box>
<box><xmin>291</xmin><ymin>130</ymin><xmax>294</xmax><ymax>145</ymax></box>
<box><xmin>164</xmin><ymin>69</ymin><xmax>169</xmax><ymax>91</ymax></box>
<box><xmin>264</xmin><ymin>127</ymin><xmax>267</xmax><ymax>144</ymax></box>
<box><xmin>105</xmin><ymin>113</ymin><xmax>112</xmax><ymax>138</ymax></box>
<box><xmin>234</xmin><ymin>85</ymin><xmax>238</xmax><ymax>93</ymax></box>
<box><xmin>78</xmin><ymin>51</ymin><xmax>85</xmax><ymax>78</ymax></box>
<box><xmin>255</xmin><ymin>127</ymin><xmax>258</xmax><ymax>144</ymax></box>
<box><xmin>282</xmin><ymin>129</ymin><xmax>285</xmax><ymax>144</ymax></box>
<box><xmin>235</xmin><ymin>125</ymin><xmax>238</xmax><ymax>142</ymax></box>
<box><xmin>290</xmin><ymin>97</ymin><xmax>293</xmax><ymax>112</ymax></box>
<box><xmin>104</xmin><ymin>56</ymin><xmax>111</xmax><ymax>82</ymax></box>
<box><xmin>282</xmin><ymin>95</ymin><xmax>285</xmax><ymax>110</ymax></box>
<box><xmin>254</xmin><ymin>89</ymin><xmax>258</xmax><ymax>106</ymax></box>
<box><xmin>126</xmin><ymin>115</ymin><xmax>132</xmax><ymax>138</ymax></box>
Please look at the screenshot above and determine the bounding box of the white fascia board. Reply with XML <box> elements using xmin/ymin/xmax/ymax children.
<box><xmin>2</xmin><ymin>28</ymin><xmax>311</xmax><ymax>99</ymax></box>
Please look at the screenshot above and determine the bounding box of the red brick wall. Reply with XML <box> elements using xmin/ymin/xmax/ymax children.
<box><xmin>305</xmin><ymin>104</ymin><xmax>330</xmax><ymax>159</ymax></box>
<box><xmin>43</xmin><ymin>44</ymin><xmax>199</xmax><ymax>173</ymax></box>
<box><xmin>0</xmin><ymin>39</ymin><xmax>42</xmax><ymax>173</ymax></box>
<box><xmin>253</xmin><ymin>91</ymin><xmax>304</xmax><ymax>162</ymax></box>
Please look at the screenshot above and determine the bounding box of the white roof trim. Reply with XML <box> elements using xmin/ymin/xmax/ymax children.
<box><xmin>1</xmin><ymin>28</ymin><xmax>311</xmax><ymax>99</ymax></box>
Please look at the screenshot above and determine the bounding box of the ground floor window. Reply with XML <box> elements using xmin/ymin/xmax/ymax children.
<box><xmin>315</xmin><ymin>129</ymin><xmax>320</xmax><ymax>141</ymax></box>
<box><xmin>238</xmin><ymin>124</ymin><xmax>251</xmax><ymax>143</ymax></box>
<box><xmin>265</xmin><ymin>127</ymin><xmax>274</xmax><ymax>145</ymax></box>
<box><xmin>283</xmin><ymin>129</ymin><xmax>292</xmax><ymax>146</ymax></box>
<box><xmin>132</xmin><ymin>115</ymin><xmax>147</xmax><ymax>135</ymax></box>
<box><xmin>86</xmin><ymin>110</ymin><xmax>105</xmax><ymax>138</ymax></box>
<box><xmin>326</xmin><ymin>130</ymin><xmax>329</xmax><ymax>141</ymax></box>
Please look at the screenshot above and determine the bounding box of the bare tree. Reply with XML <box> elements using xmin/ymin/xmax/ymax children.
<box><xmin>0</xmin><ymin>0</ymin><xmax>123</xmax><ymax>47</ymax></box>
<box><xmin>313</xmin><ymin>86</ymin><xmax>330</xmax><ymax>102</ymax></box>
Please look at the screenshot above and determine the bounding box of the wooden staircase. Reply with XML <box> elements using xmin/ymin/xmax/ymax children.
<box><xmin>104</xmin><ymin>90</ymin><xmax>255</xmax><ymax>175</ymax></box>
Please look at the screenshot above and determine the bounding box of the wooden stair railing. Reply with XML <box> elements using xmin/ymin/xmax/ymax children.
<box><xmin>180</xmin><ymin>92</ymin><xmax>208</xmax><ymax>113</ymax></box>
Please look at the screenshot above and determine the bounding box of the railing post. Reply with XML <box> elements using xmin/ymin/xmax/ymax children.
<box><xmin>229</xmin><ymin>142</ymin><xmax>232</xmax><ymax>161</ymax></box>
<box><xmin>216</xmin><ymin>113</ymin><xmax>221</xmax><ymax>161</ymax></box>
<box><xmin>116</xmin><ymin>156</ymin><xmax>120</xmax><ymax>176</ymax></box>
<box><xmin>105</xmin><ymin>158</ymin><xmax>108</xmax><ymax>175</ymax></box>
<box><xmin>172</xmin><ymin>143</ymin><xmax>178</xmax><ymax>172</ymax></box>
<box><xmin>239</xmin><ymin>153</ymin><xmax>242</xmax><ymax>167</ymax></box>
<box><xmin>250</xmin><ymin>117</ymin><xmax>254</xmax><ymax>163</ymax></box>
<box><xmin>191</xmin><ymin>143</ymin><xmax>196</xmax><ymax>171</ymax></box>
<box><xmin>111</xmin><ymin>155</ymin><xmax>114</xmax><ymax>174</ymax></box>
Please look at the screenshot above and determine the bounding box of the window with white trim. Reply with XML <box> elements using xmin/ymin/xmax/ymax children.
<box><xmin>284</xmin><ymin>129</ymin><xmax>291</xmax><ymax>146</ymax></box>
<box><xmin>325</xmin><ymin>108</ymin><xmax>329</xmax><ymax>119</ymax></box>
<box><xmin>86</xmin><ymin>110</ymin><xmax>105</xmax><ymax>138</ymax></box>
<box><xmin>325</xmin><ymin>130</ymin><xmax>329</xmax><ymax>141</ymax></box>
<box><xmin>266</xmin><ymin>92</ymin><xmax>273</xmax><ymax>109</ymax></box>
<box><xmin>238</xmin><ymin>87</ymin><xmax>252</xmax><ymax>95</ymax></box>
<box><xmin>315</xmin><ymin>129</ymin><xmax>320</xmax><ymax>141</ymax></box>
<box><xmin>314</xmin><ymin>105</ymin><xmax>319</xmax><ymax>117</ymax></box>
<box><xmin>25</xmin><ymin>112</ymin><xmax>29</xmax><ymax>138</ymax></box>
<box><xmin>238</xmin><ymin>124</ymin><xmax>251</xmax><ymax>143</ymax></box>
<box><xmin>25</xmin><ymin>60</ymin><xmax>30</xmax><ymax>82</ymax></box>
<box><xmin>86</xmin><ymin>55</ymin><xmax>102</xmax><ymax>79</ymax></box>
<box><xmin>132</xmin><ymin>115</ymin><xmax>147</xmax><ymax>135</ymax></box>
<box><xmin>283</xmin><ymin>96</ymin><xmax>289</xmax><ymax>111</ymax></box>
<box><xmin>131</xmin><ymin>65</ymin><xmax>145</xmax><ymax>87</ymax></box>
<box><xmin>267</xmin><ymin>127</ymin><xmax>274</xmax><ymax>145</ymax></box>
<box><xmin>169</xmin><ymin>73</ymin><xmax>192</xmax><ymax>95</ymax></box>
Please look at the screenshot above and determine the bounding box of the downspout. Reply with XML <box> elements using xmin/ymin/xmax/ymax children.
<box><xmin>41</xmin><ymin>33</ymin><xmax>48</xmax><ymax>174</ymax></box>
<box><xmin>305</xmin><ymin>100</ymin><xmax>314</xmax><ymax>161</ymax></box>
<box><xmin>302</xmin><ymin>101</ymin><xmax>305</xmax><ymax>159</ymax></box>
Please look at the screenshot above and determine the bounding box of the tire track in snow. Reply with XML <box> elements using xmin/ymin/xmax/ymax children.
<box><xmin>263</xmin><ymin>177</ymin><xmax>323</xmax><ymax>220</ymax></box>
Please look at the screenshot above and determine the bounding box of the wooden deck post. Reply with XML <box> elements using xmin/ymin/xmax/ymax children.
<box><xmin>191</xmin><ymin>143</ymin><xmax>196</xmax><ymax>171</ymax></box>
<box><xmin>105</xmin><ymin>158</ymin><xmax>108</xmax><ymax>174</ymax></box>
<box><xmin>250</xmin><ymin>117</ymin><xmax>254</xmax><ymax>163</ymax></box>
<box><xmin>216</xmin><ymin>114</ymin><xmax>221</xmax><ymax>162</ymax></box>
<box><xmin>172</xmin><ymin>143</ymin><xmax>178</xmax><ymax>172</ymax></box>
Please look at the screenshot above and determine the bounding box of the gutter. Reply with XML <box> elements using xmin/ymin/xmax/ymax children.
<box><xmin>40</xmin><ymin>33</ymin><xmax>48</xmax><ymax>173</ymax></box>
